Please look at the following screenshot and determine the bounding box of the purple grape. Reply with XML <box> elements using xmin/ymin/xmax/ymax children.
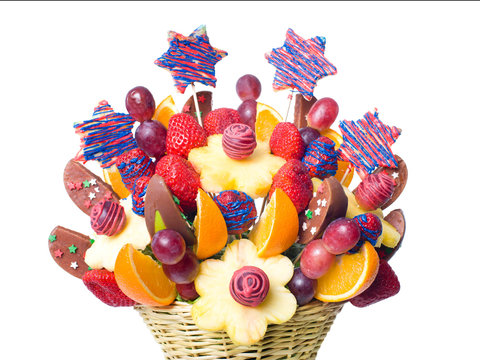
<box><xmin>287</xmin><ymin>268</ymin><xmax>317</xmax><ymax>306</ymax></box>
<box><xmin>299</xmin><ymin>127</ymin><xmax>321</xmax><ymax>147</ymax></box>
<box><xmin>176</xmin><ymin>282</ymin><xmax>199</xmax><ymax>301</ymax></box>
<box><xmin>126</xmin><ymin>86</ymin><xmax>155</xmax><ymax>122</ymax></box>
<box><xmin>322</xmin><ymin>218</ymin><xmax>361</xmax><ymax>255</ymax></box>
<box><xmin>307</xmin><ymin>97</ymin><xmax>339</xmax><ymax>131</ymax></box>
<box><xmin>236</xmin><ymin>74</ymin><xmax>261</xmax><ymax>101</ymax></box>
<box><xmin>162</xmin><ymin>248</ymin><xmax>199</xmax><ymax>284</ymax></box>
<box><xmin>151</xmin><ymin>229</ymin><xmax>186</xmax><ymax>265</ymax></box>
<box><xmin>135</xmin><ymin>120</ymin><xmax>167</xmax><ymax>159</ymax></box>
<box><xmin>237</xmin><ymin>99</ymin><xmax>257</xmax><ymax>131</ymax></box>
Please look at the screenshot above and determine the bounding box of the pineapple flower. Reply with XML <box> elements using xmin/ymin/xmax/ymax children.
<box><xmin>191</xmin><ymin>239</ymin><xmax>297</xmax><ymax>345</ymax></box>
<box><xmin>188</xmin><ymin>135</ymin><xmax>286</xmax><ymax>199</ymax></box>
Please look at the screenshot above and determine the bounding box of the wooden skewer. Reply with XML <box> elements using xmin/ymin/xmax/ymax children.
<box><xmin>284</xmin><ymin>92</ymin><xmax>294</xmax><ymax>122</ymax></box>
<box><xmin>191</xmin><ymin>83</ymin><xmax>202</xmax><ymax>125</ymax></box>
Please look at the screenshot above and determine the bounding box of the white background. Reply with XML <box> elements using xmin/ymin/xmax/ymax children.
<box><xmin>1</xmin><ymin>1</ymin><xmax>478</xmax><ymax>359</ymax></box>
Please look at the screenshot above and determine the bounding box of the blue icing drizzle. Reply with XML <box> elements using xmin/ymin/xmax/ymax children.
<box><xmin>214</xmin><ymin>190</ymin><xmax>257</xmax><ymax>232</ymax></box>
<box><xmin>302</xmin><ymin>138</ymin><xmax>338</xmax><ymax>179</ymax></box>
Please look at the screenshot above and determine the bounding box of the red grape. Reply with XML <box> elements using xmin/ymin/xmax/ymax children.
<box><xmin>307</xmin><ymin>97</ymin><xmax>339</xmax><ymax>131</ymax></box>
<box><xmin>322</xmin><ymin>218</ymin><xmax>361</xmax><ymax>255</ymax></box>
<box><xmin>237</xmin><ymin>99</ymin><xmax>257</xmax><ymax>130</ymax></box>
<box><xmin>236</xmin><ymin>74</ymin><xmax>261</xmax><ymax>101</ymax></box>
<box><xmin>134</xmin><ymin>120</ymin><xmax>167</xmax><ymax>159</ymax></box>
<box><xmin>300</xmin><ymin>240</ymin><xmax>335</xmax><ymax>279</ymax></box>
<box><xmin>287</xmin><ymin>268</ymin><xmax>317</xmax><ymax>305</ymax></box>
<box><xmin>176</xmin><ymin>282</ymin><xmax>199</xmax><ymax>301</ymax></box>
<box><xmin>125</xmin><ymin>86</ymin><xmax>156</xmax><ymax>122</ymax></box>
<box><xmin>151</xmin><ymin>229</ymin><xmax>186</xmax><ymax>265</ymax></box>
<box><xmin>162</xmin><ymin>248</ymin><xmax>199</xmax><ymax>284</ymax></box>
<box><xmin>299</xmin><ymin>127</ymin><xmax>320</xmax><ymax>147</ymax></box>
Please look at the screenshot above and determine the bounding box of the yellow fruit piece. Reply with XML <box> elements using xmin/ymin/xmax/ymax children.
<box><xmin>255</xmin><ymin>102</ymin><xmax>282</xmax><ymax>143</ymax></box>
<box><xmin>343</xmin><ymin>186</ymin><xmax>400</xmax><ymax>248</ymax></box>
<box><xmin>311</xmin><ymin>177</ymin><xmax>323</xmax><ymax>192</ymax></box>
<box><xmin>188</xmin><ymin>135</ymin><xmax>286</xmax><ymax>199</ymax></box>
<box><xmin>249</xmin><ymin>188</ymin><xmax>299</xmax><ymax>257</ymax></box>
<box><xmin>193</xmin><ymin>189</ymin><xmax>228</xmax><ymax>259</ymax></box>
<box><xmin>315</xmin><ymin>242</ymin><xmax>379</xmax><ymax>302</ymax></box>
<box><xmin>381</xmin><ymin>220</ymin><xmax>401</xmax><ymax>248</ymax></box>
<box><xmin>152</xmin><ymin>95</ymin><xmax>178</xmax><ymax>129</ymax></box>
<box><xmin>103</xmin><ymin>165</ymin><xmax>130</xmax><ymax>199</ymax></box>
<box><xmin>114</xmin><ymin>243</ymin><xmax>176</xmax><ymax>306</ymax></box>
<box><xmin>320</xmin><ymin>128</ymin><xmax>354</xmax><ymax>187</ymax></box>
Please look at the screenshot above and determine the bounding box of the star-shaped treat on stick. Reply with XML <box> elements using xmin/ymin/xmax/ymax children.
<box><xmin>265</xmin><ymin>28</ymin><xmax>337</xmax><ymax>100</ymax></box>
<box><xmin>337</xmin><ymin>110</ymin><xmax>402</xmax><ymax>179</ymax></box>
<box><xmin>155</xmin><ymin>25</ymin><xmax>228</xmax><ymax>94</ymax></box>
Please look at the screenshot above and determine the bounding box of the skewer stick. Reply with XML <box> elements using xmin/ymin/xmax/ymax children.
<box><xmin>191</xmin><ymin>83</ymin><xmax>202</xmax><ymax>125</ymax></box>
<box><xmin>259</xmin><ymin>196</ymin><xmax>268</xmax><ymax>218</ymax></box>
<box><xmin>339</xmin><ymin>164</ymin><xmax>353</xmax><ymax>186</ymax></box>
<box><xmin>284</xmin><ymin>92</ymin><xmax>294</xmax><ymax>122</ymax></box>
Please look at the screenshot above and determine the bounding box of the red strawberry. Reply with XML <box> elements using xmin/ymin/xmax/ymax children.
<box><xmin>269</xmin><ymin>159</ymin><xmax>313</xmax><ymax>213</ymax></box>
<box><xmin>167</xmin><ymin>113</ymin><xmax>208</xmax><ymax>158</ymax></box>
<box><xmin>203</xmin><ymin>108</ymin><xmax>241</xmax><ymax>136</ymax></box>
<box><xmin>350</xmin><ymin>260</ymin><xmax>400</xmax><ymax>308</ymax></box>
<box><xmin>116</xmin><ymin>148</ymin><xmax>155</xmax><ymax>192</ymax></box>
<box><xmin>269</xmin><ymin>122</ymin><xmax>305</xmax><ymax>160</ymax></box>
<box><xmin>155</xmin><ymin>154</ymin><xmax>200</xmax><ymax>214</ymax></box>
<box><xmin>82</xmin><ymin>269</ymin><xmax>136</xmax><ymax>307</ymax></box>
<box><xmin>132</xmin><ymin>175</ymin><xmax>151</xmax><ymax>216</ymax></box>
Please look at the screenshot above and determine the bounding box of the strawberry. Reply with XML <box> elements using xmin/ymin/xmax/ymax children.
<box><xmin>155</xmin><ymin>154</ymin><xmax>200</xmax><ymax>214</ymax></box>
<box><xmin>132</xmin><ymin>175</ymin><xmax>151</xmax><ymax>216</ymax></box>
<box><xmin>269</xmin><ymin>159</ymin><xmax>313</xmax><ymax>213</ymax></box>
<box><xmin>116</xmin><ymin>148</ymin><xmax>155</xmax><ymax>192</ymax></box>
<box><xmin>166</xmin><ymin>113</ymin><xmax>208</xmax><ymax>158</ymax></box>
<box><xmin>203</xmin><ymin>108</ymin><xmax>241</xmax><ymax>136</ymax></box>
<box><xmin>82</xmin><ymin>269</ymin><xmax>136</xmax><ymax>307</ymax></box>
<box><xmin>269</xmin><ymin>122</ymin><xmax>305</xmax><ymax>160</ymax></box>
<box><xmin>350</xmin><ymin>260</ymin><xmax>400</xmax><ymax>308</ymax></box>
<box><xmin>302</xmin><ymin>136</ymin><xmax>338</xmax><ymax>179</ymax></box>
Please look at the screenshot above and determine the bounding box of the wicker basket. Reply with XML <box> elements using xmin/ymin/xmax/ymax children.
<box><xmin>135</xmin><ymin>300</ymin><xmax>343</xmax><ymax>360</ymax></box>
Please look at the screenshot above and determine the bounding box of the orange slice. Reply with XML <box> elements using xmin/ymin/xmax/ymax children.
<box><xmin>103</xmin><ymin>164</ymin><xmax>130</xmax><ymax>199</ymax></box>
<box><xmin>320</xmin><ymin>128</ymin><xmax>354</xmax><ymax>187</ymax></box>
<box><xmin>193</xmin><ymin>189</ymin><xmax>228</xmax><ymax>259</ymax></box>
<box><xmin>255</xmin><ymin>103</ymin><xmax>282</xmax><ymax>143</ymax></box>
<box><xmin>249</xmin><ymin>188</ymin><xmax>299</xmax><ymax>257</ymax></box>
<box><xmin>152</xmin><ymin>95</ymin><xmax>178</xmax><ymax>129</ymax></box>
<box><xmin>114</xmin><ymin>243</ymin><xmax>176</xmax><ymax>306</ymax></box>
<box><xmin>314</xmin><ymin>242</ymin><xmax>379</xmax><ymax>302</ymax></box>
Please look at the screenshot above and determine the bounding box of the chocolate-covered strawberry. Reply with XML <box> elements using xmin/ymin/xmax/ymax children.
<box><xmin>355</xmin><ymin>172</ymin><xmax>395</xmax><ymax>210</ymax></box>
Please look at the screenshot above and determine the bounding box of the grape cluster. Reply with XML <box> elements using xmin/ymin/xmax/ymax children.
<box><xmin>151</xmin><ymin>229</ymin><xmax>199</xmax><ymax>301</ymax></box>
<box><xmin>236</xmin><ymin>74</ymin><xmax>261</xmax><ymax>130</ymax></box>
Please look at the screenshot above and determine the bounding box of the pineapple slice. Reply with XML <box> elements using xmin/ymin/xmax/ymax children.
<box><xmin>188</xmin><ymin>135</ymin><xmax>286</xmax><ymax>199</ymax></box>
<box><xmin>191</xmin><ymin>239</ymin><xmax>297</xmax><ymax>346</ymax></box>
<box><xmin>343</xmin><ymin>186</ymin><xmax>401</xmax><ymax>248</ymax></box>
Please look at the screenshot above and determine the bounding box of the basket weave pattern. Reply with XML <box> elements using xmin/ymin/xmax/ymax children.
<box><xmin>135</xmin><ymin>300</ymin><xmax>343</xmax><ymax>360</ymax></box>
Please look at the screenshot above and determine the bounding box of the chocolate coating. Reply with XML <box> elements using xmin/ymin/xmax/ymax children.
<box><xmin>355</xmin><ymin>173</ymin><xmax>395</xmax><ymax>211</ymax></box>
<box><xmin>298</xmin><ymin>177</ymin><xmax>348</xmax><ymax>244</ymax></box>
<box><xmin>229</xmin><ymin>266</ymin><xmax>270</xmax><ymax>307</ymax></box>
<box><xmin>144</xmin><ymin>174</ymin><xmax>196</xmax><ymax>245</ymax></box>
<box><xmin>294</xmin><ymin>94</ymin><xmax>317</xmax><ymax>129</ymax></box>
<box><xmin>182</xmin><ymin>91</ymin><xmax>212</xmax><ymax>123</ymax></box>
<box><xmin>90</xmin><ymin>200</ymin><xmax>126</xmax><ymax>236</ymax></box>
<box><xmin>222</xmin><ymin>123</ymin><xmax>257</xmax><ymax>160</ymax></box>
<box><xmin>63</xmin><ymin>159</ymin><xmax>120</xmax><ymax>215</ymax></box>
<box><xmin>373</xmin><ymin>155</ymin><xmax>408</xmax><ymax>209</ymax></box>
<box><xmin>48</xmin><ymin>226</ymin><xmax>92</xmax><ymax>279</ymax></box>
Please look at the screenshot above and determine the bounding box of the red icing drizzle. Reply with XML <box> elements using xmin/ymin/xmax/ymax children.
<box><xmin>355</xmin><ymin>172</ymin><xmax>395</xmax><ymax>210</ymax></box>
<box><xmin>222</xmin><ymin>123</ymin><xmax>257</xmax><ymax>160</ymax></box>
<box><xmin>229</xmin><ymin>266</ymin><xmax>270</xmax><ymax>307</ymax></box>
<box><xmin>90</xmin><ymin>200</ymin><xmax>126</xmax><ymax>236</ymax></box>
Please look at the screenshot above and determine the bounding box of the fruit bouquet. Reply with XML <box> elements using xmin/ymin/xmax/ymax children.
<box><xmin>48</xmin><ymin>26</ymin><xmax>407</xmax><ymax>359</ymax></box>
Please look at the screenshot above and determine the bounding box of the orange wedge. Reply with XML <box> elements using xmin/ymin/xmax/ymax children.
<box><xmin>320</xmin><ymin>128</ymin><xmax>354</xmax><ymax>187</ymax></box>
<box><xmin>193</xmin><ymin>189</ymin><xmax>228</xmax><ymax>259</ymax></box>
<box><xmin>153</xmin><ymin>95</ymin><xmax>178</xmax><ymax>129</ymax></box>
<box><xmin>255</xmin><ymin>102</ymin><xmax>282</xmax><ymax>143</ymax></box>
<box><xmin>314</xmin><ymin>242</ymin><xmax>379</xmax><ymax>302</ymax></box>
<box><xmin>114</xmin><ymin>243</ymin><xmax>176</xmax><ymax>306</ymax></box>
<box><xmin>103</xmin><ymin>164</ymin><xmax>130</xmax><ymax>199</ymax></box>
<box><xmin>249</xmin><ymin>188</ymin><xmax>299</xmax><ymax>257</ymax></box>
